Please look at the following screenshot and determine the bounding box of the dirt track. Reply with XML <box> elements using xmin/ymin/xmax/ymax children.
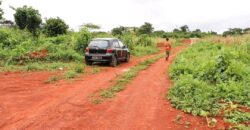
<box><xmin>0</xmin><ymin>47</ymin><xmax>225</xmax><ymax>130</ymax></box>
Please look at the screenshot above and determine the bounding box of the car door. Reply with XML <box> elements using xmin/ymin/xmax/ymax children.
<box><xmin>118</xmin><ymin>40</ymin><xmax>127</xmax><ymax>59</ymax></box>
<box><xmin>113</xmin><ymin>40</ymin><xmax>122</xmax><ymax>59</ymax></box>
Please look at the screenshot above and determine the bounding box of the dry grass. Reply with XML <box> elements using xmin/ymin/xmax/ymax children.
<box><xmin>201</xmin><ymin>34</ymin><xmax>250</xmax><ymax>45</ymax></box>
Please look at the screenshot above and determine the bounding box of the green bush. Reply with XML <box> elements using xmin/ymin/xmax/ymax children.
<box><xmin>43</xmin><ymin>17</ymin><xmax>69</xmax><ymax>37</ymax></box>
<box><xmin>118</xmin><ymin>32</ymin><xmax>158</xmax><ymax>56</ymax></box>
<box><xmin>168</xmin><ymin>42</ymin><xmax>250</xmax><ymax>124</ymax></box>
<box><xmin>137</xmin><ymin>34</ymin><xmax>154</xmax><ymax>46</ymax></box>
<box><xmin>74</xmin><ymin>28</ymin><xmax>92</xmax><ymax>54</ymax></box>
<box><xmin>0</xmin><ymin>28</ymin><xmax>86</xmax><ymax>65</ymax></box>
<box><xmin>64</xmin><ymin>70</ymin><xmax>77</xmax><ymax>79</ymax></box>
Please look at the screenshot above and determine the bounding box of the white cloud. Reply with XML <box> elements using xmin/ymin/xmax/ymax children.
<box><xmin>2</xmin><ymin>0</ymin><xmax>250</xmax><ymax>33</ymax></box>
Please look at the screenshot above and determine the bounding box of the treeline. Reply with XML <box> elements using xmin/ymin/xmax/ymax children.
<box><xmin>111</xmin><ymin>24</ymin><xmax>217</xmax><ymax>39</ymax></box>
<box><xmin>222</xmin><ymin>28</ymin><xmax>250</xmax><ymax>37</ymax></box>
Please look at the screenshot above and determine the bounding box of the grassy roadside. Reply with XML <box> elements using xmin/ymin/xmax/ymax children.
<box><xmin>167</xmin><ymin>41</ymin><xmax>250</xmax><ymax>128</ymax></box>
<box><xmin>90</xmin><ymin>54</ymin><xmax>165</xmax><ymax>104</ymax></box>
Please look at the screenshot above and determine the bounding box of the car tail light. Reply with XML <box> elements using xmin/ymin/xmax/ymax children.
<box><xmin>85</xmin><ymin>47</ymin><xmax>89</xmax><ymax>53</ymax></box>
<box><xmin>107</xmin><ymin>49</ymin><xmax>113</xmax><ymax>53</ymax></box>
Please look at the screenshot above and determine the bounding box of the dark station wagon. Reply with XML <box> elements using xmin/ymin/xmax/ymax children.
<box><xmin>85</xmin><ymin>38</ymin><xmax>130</xmax><ymax>67</ymax></box>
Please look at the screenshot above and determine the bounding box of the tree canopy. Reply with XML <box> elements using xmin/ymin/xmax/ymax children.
<box><xmin>44</xmin><ymin>17</ymin><xmax>69</xmax><ymax>37</ymax></box>
<box><xmin>138</xmin><ymin>22</ymin><xmax>154</xmax><ymax>35</ymax></box>
<box><xmin>14</xmin><ymin>5</ymin><xmax>42</xmax><ymax>35</ymax></box>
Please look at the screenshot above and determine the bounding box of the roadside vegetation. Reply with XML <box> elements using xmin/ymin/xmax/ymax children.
<box><xmin>168</xmin><ymin>35</ymin><xmax>250</xmax><ymax>128</ymax></box>
<box><xmin>91</xmin><ymin>54</ymin><xmax>164</xmax><ymax>104</ymax></box>
<box><xmin>0</xmin><ymin>4</ymin><xmax>162</xmax><ymax>74</ymax></box>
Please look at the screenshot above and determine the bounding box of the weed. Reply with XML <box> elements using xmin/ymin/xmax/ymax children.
<box><xmin>100</xmin><ymin>90</ymin><xmax>115</xmax><ymax>98</ymax></box>
<box><xmin>92</xmin><ymin>67</ymin><xmax>100</xmax><ymax>74</ymax></box>
<box><xmin>91</xmin><ymin>98</ymin><xmax>103</xmax><ymax>104</ymax></box>
<box><xmin>64</xmin><ymin>70</ymin><xmax>77</xmax><ymax>79</ymax></box>
<box><xmin>44</xmin><ymin>76</ymin><xmax>61</xmax><ymax>84</ymax></box>
<box><xmin>74</xmin><ymin>64</ymin><xmax>84</xmax><ymax>73</ymax></box>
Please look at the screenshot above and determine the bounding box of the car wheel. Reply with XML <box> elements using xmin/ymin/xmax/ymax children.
<box><xmin>110</xmin><ymin>56</ymin><xmax>118</xmax><ymax>67</ymax></box>
<box><xmin>85</xmin><ymin>60</ymin><xmax>92</xmax><ymax>66</ymax></box>
<box><xmin>125</xmin><ymin>53</ymin><xmax>130</xmax><ymax>62</ymax></box>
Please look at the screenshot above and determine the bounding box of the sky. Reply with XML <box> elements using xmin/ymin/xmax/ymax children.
<box><xmin>1</xmin><ymin>0</ymin><xmax>250</xmax><ymax>33</ymax></box>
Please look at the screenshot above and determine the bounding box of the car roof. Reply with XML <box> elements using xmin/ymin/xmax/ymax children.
<box><xmin>93</xmin><ymin>38</ymin><xmax>117</xmax><ymax>41</ymax></box>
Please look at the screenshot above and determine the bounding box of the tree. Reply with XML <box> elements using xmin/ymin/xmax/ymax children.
<box><xmin>44</xmin><ymin>17</ymin><xmax>69</xmax><ymax>37</ymax></box>
<box><xmin>81</xmin><ymin>23</ymin><xmax>100</xmax><ymax>30</ymax></box>
<box><xmin>138</xmin><ymin>22</ymin><xmax>154</xmax><ymax>35</ymax></box>
<box><xmin>153</xmin><ymin>30</ymin><xmax>165</xmax><ymax>37</ymax></box>
<box><xmin>243</xmin><ymin>28</ymin><xmax>250</xmax><ymax>34</ymax></box>
<box><xmin>180</xmin><ymin>25</ymin><xmax>189</xmax><ymax>32</ymax></box>
<box><xmin>0</xmin><ymin>0</ymin><xmax>3</xmax><ymax>20</ymax></box>
<box><xmin>230</xmin><ymin>28</ymin><xmax>243</xmax><ymax>35</ymax></box>
<box><xmin>173</xmin><ymin>28</ymin><xmax>180</xmax><ymax>32</ymax></box>
<box><xmin>223</xmin><ymin>28</ymin><xmax>243</xmax><ymax>36</ymax></box>
<box><xmin>14</xmin><ymin>6</ymin><xmax>42</xmax><ymax>35</ymax></box>
<box><xmin>193</xmin><ymin>29</ymin><xmax>201</xmax><ymax>33</ymax></box>
<box><xmin>111</xmin><ymin>26</ymin><xmax>127</xmax><ymax>35</ymax></box>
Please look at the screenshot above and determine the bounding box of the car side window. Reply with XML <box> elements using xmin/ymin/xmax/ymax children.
<box><xmin>113</xmin><ymin>40</ymin><xmax>120</xmax><ymax>48</ymax></box>
<box><xmin>118</xmin><ymin>40</ymin><xmax>124</xmax><ymax>47</ymax></box>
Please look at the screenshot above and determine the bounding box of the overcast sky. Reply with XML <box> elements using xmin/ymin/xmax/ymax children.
<box><xmin>2</xmin><ymin>0</ymin><xmax>250</xmax><ymax>33</ymax></box>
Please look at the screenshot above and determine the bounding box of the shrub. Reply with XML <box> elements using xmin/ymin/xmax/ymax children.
<box><xmin>168</xmin><ymin>42</ymin><xmax>250</xmax><ymax>125</ymax></box>
<box><xmin>74</xmin><ymin>28</ymin><xmax>92</xmax><ymax>54</ymax></box>
<box><xmin>64</xmin><ymin>70</ymin><xmax>77</xmax><ymax>79</ymax></box>
<box><xmin>43</xmin><ymin>17</ymin><xmax>69</xmax><ymax>37</ymax></box>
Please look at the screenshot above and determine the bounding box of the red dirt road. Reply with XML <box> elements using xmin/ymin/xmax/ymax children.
<box><xmin>0</xmin><ymin>47</ymin><xmax>226</xmax><ymax>130</ymax></box>
<box><xmin>0</xmin><ymin>52</ymin><xmax>161</xmax><ymax>130</ymax></box>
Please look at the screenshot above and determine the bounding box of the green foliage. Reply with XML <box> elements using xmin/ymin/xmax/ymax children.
<box><xmin>168</xmin><ymin>42</ymin><xmax>250</xmax><ymax>125</ymax></box>
<box><xmin>180</xmin><ymin>25</ymin><xmax>189</xmax><ymax>32</ymax></box>
<box><xmin>14</xmin><ymin>6</ymin><xmax>42</xmax><ymax>35</ymax></box>
<box><xmin>153</xmin><ymin>30</ymin><xmax>165</xmax><ymax>37</ymax></box>
<box><xmin>44</xmin><ymin>76</ymin><xmax>61</xmax><ymax>84</ymax></box>
<box><xmin>0</xmin><ymin>28</ymin><xmax>88</xmax><ymax>66</ymax></box>
<box><xmin>118</xmin><ymin>32</ymin><xmax>158</xmax><ymax>56</ymax></box>
<box><xmin>224</xmin><ymin>110</ymin><xmax>250</xmax><ymax>124</ymax></box>
<box><xmin>75</xmin><ymin>28</ymin><xmax>92</xmax><ymax>54</ymax></box>
<box><xmin>138</xmin><ymin>22</ymin><xmax>154</xmax><ymax>35</ymax></box>
<box><xmin>92</xmin><ymin>31</ymin><xmax>113</xmax><ymax>38</ymax></box>
<box><xmin>111</xmin><ymin>26</ymin><xmax>127</xmax><ymax>35</ymax></box>
<box><xmin>81</xmin><ymin>23</ymin><xmax>100</xmax><ymax>30</ymax></box>
<box><xmin>131</xmin><ymin>46</ymin><xmax>158</xmax><ymax>56</ymax></box>
<box><xmin>163</xmin><ymin>25</ymin><xmax>217</xmax><ymax>39</ymax></box>
<box><xmin>0</xmin><ymin>28</ymin><xmax>32</xmax><ymax>49</ymax></box>
<box><xmin>74</xmin><ymin>64</ymin><xmax>84</xmax><ymax>73</ymax></box>
<box><xmin>223</xmin><ymin>28</ymin><xmax>244</xmax><ymax>37</ymax></box>
<box><xmin>64</xmin><ymin>70</ymin><xmax>77</xmax><ymax>79</ymax></box>
<box><xmin>44</xmin><ymin>17</ymin><xmax>69</xmax><ymax>37</ymax></box>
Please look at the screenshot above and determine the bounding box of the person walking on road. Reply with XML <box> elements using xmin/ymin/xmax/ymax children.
<box><xmin>165</xmin><ymin>38</ymin><xmax>172</xmax><ymax>61</ymax></box>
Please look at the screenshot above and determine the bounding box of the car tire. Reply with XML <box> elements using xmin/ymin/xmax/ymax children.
<box><xmin>110</xmin><ymin>56</ymin><xmax>118</xmax><ymax>67</ymax></box>
<box><xmin>125</xmin><ymin>53</ymin><xmax>130</xmax><ymax>62</ymax></box>
<box><xmin>85</xmin><ymin>60</ymin><xmax>92</xmax><ymax>66</ymax></box>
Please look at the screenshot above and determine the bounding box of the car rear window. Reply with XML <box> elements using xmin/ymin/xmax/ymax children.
<box><xmin>89</xmin><ymin>40</ymin><xmax>109</xmax><ymax>48</ymax></box>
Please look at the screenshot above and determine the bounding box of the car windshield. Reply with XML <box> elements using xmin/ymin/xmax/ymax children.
<box><xmin>89</xmin><ymin>40</ymin><xmax>109</xmax><ymax>48</ymax></box>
